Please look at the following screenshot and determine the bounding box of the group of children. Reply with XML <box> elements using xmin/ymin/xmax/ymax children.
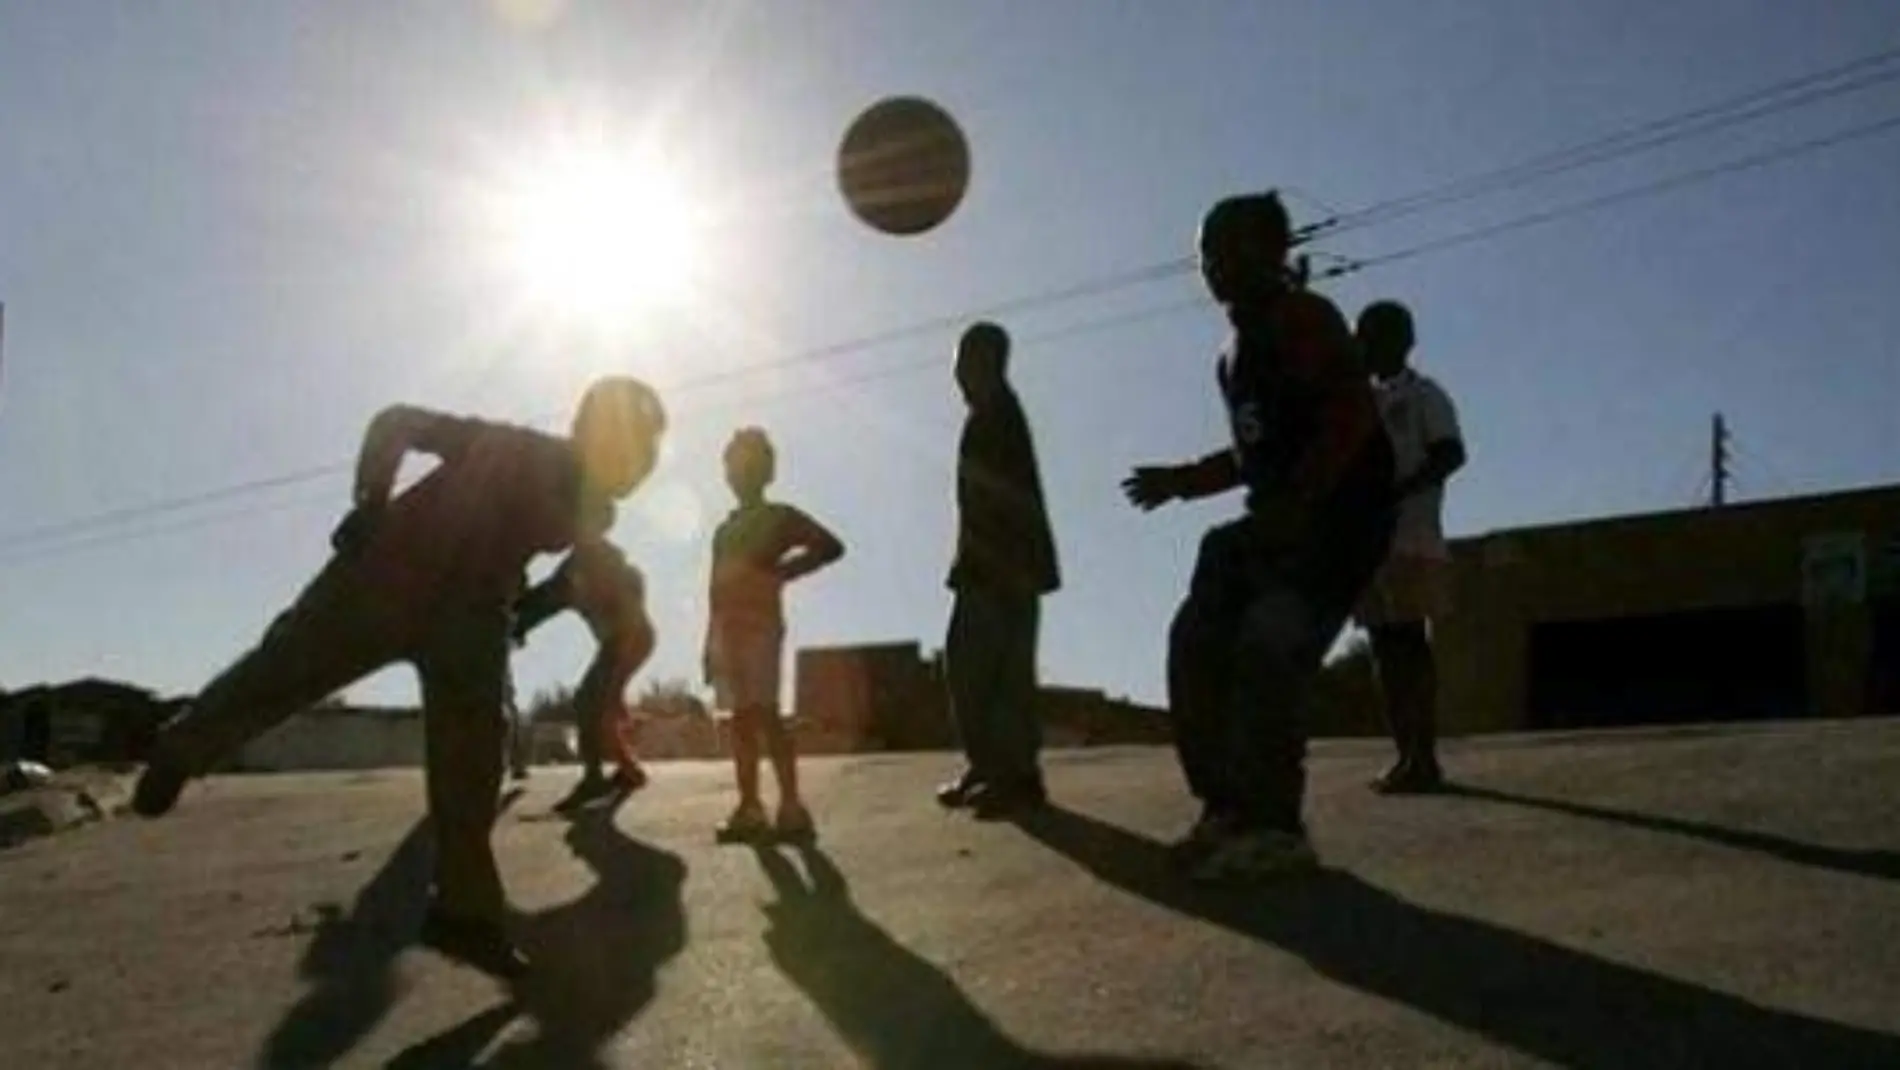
<box><xmin>130</xmin><ymin>377</ymin><xmax>842</xmax><ymax>977</ymax></box>
<box><xmin>130</xmin><ymin>185</ymin><xmax>1458</xmax><ymax>973</ymax></box>
<box><xmin>506</xmin><ymin>424</ymin><xmax>845</xmax><ymax>842</ymax></box>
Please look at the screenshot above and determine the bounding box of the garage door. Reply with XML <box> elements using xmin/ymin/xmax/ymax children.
<box><xmin>1527</xmin><ymin>603</ymin><xmax>1807</xmax><ymax>730</ymax></box>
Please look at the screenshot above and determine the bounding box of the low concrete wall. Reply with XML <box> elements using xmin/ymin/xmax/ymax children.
<box><xmin>236</xmin><ymin>712</ymin><xmax>427</xmax><ymax>772</ymax></box>
<box><xmin>234</xmin><ymin>712</ymin><xmax>582</xmax><ymax>772</ymax></box>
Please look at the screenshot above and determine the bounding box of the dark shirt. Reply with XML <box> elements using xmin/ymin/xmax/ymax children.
<box><xmin>350</xmin><ymin>411</ymin><xmax>605</xmax><ymax>619</ymax></box>
<box><xmin>1218</xmin><ymin>291</ymin><xmax>1394</xmax><ymax>530</ymax></box>
<box><xmin>949</xmin><ymin>388</ymin><xmax>1060</xmax><ymax>595</ymax></box>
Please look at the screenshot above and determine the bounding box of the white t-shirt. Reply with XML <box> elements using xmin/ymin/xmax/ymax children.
<box><xmin>1374</xmin><ymin>368</ymin><xmax>1462</xmax><ymax>559</ymax></box>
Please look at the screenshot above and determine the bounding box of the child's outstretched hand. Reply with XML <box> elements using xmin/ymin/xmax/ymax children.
<box><xmin>1122</xmin><ymin>465</ymin><xmax>1187</xmax><ymax>511</ymax></box>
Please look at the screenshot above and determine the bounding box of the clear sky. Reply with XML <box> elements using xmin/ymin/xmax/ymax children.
<box><xmin>4</xmin><ymin>1</ymin><xmax>1899</xmax><ymax>709</ymax></box>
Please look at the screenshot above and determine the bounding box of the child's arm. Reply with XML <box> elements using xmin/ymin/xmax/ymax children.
<box><xmin>511</xmin><ymin>557</ymin><xmax>575</xmax><ymax>646</ymax></box>
<box><xmin>352</xmin><ymin>405</ymin><xmax>484</xmax><ymax>509</ymax></box>
<box><xmin>773</xmin><ymin>506</ymin><xmax>845</xmax><ymax>584</ymax></box>
<box><xmin>1123</xmin><ymin>449</ymin><xmax>1241</xmax><ymax>511</ymax></box>
<box><xmin>331</xmin><ymin>406</ymin><xmax>486</xmax><ymax>554</ymax></box>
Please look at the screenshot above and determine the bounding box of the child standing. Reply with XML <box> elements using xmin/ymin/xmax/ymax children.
<box><xmin>705</xmin><ymin>427</ymin><xmax>844</xmax><ymax>843</ymax></box>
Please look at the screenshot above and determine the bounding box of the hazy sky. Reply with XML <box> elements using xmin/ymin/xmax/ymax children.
<box><xmin>4</xmin><ymin>1</ymin><xmax>1899</xmax><ymax>708</ymax></box>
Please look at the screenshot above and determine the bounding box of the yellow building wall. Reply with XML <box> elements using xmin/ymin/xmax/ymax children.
<box><xmin>1436</xmin><ymin>484</ymin><xmax>1900</xmax><ymax>734</ymax></box>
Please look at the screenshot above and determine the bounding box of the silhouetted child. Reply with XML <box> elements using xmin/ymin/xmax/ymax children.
<box><xmin>513</xmin><ymin>537</ymin><xmax>654</xmax><ymax>810</ymax></box>
<box><xmin>705</xmin><ymin>427</ymin><xmax>844</xmax><ymax>843</ymax></box>
<box><xmin>1124</xmin><ymin>191</ymin><xmax>1395</xmax><ymax>882</ymax></box>
<box><xmin>133</xmin><ymin>377</ymin><xmax>668</xmax><ymax>977</ymax></box>
<box><xmin>1353</xmin><ymin>299</ymin><xmax>1466</xmax><ymax>795</ymax></box>
<box><xmin>938</xmin><ymin>321</ymin><xmax>1061</xmax><ymax>819</ymax></box>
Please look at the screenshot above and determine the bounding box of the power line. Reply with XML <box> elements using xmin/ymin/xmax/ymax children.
<box><xmin>1653</xmin><ymin>447</ymin><xmax>1705</xmax><ymax>510</ymax></box>
<box><xmin>1307</xmin><ymin>42</ymin><xmax>1900</xmax><ymax>238</ymax></box>
<box><xmin>11</xmin><ymin>49</ymin><xmax>1900</xmax><ymax>556</ymax></box>
<box><xmin>0</xmin><ymin>298</ymin><xmax>1210</xmax><ymax>569</ymax></box>
<box><xmin>1728</xmin><ymin>433</ymin><xmax>1802</xmax><ymax>498</ymax></box>
<box><xmin>0</xmin><ymin>260</ymin><xmax>1197</xmax><ymax>552</ymax></box>
<box><xmin>1334</xmin><ymin>110</ymin><xmax>1900</xmax><ymax>273</ymax></box>
<box><xmin>723</xmin><ymin>297</ymin><xmax>1208</xmax><ymax>409</ymax></box>
<box><xmin>0</xmin><ymin>463</ymin><xmax>350</xmax><ymax>552</ymax></box>
<box><xmin>666</xmin><ymin>258</ymin><xmax>1193</xmax><ymax>396</ymax></box>
<box><xmin>13</xmin><ymin>104</ymin><xmax>1898</xmax><ymax>561</ymax></box>
<box><xmin>0</xmin><ymin>490</ymin><xmax>343</xmax><ymax>569</ymax></box>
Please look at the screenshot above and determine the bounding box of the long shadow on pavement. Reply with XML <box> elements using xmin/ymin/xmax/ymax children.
<box><xmin>387</xmin><ymin>803</ymin><xmax>686</xmax><ymax>1069</ymax></box>
<box><xmin>259</xmin><ymin>788</ymin><xmax>528</xmax><ymax>1068</ymax></box>
<box><xmin>256</xmin><ymin>809</ymin><xmax>447</xmax><ymax>1069</ymax></box>
<box><xmin>1443</xmin><ymin>783</ymin><xmax>1900</xmax><ymax>881</ymax></box>
<box><xmin>1016</xmin><ymin>805</ymin><xmax>1900</xmax><ymax>1069</ymax></box>
<box><xmin>753</xmin><ymin>844</ymin><xmax>1209</xmax><ymax>1070</ymax></box>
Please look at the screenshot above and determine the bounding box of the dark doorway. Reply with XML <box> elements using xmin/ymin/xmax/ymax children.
<box><xmin>1871</xmin><ymin>599</ymin><xmax>1900</xmax><ymax>716</ymax></box>
<box><xmin>1527</xmin><ymin>603</ymin><xmax>1807</xmax><ymax>730</ymax></box>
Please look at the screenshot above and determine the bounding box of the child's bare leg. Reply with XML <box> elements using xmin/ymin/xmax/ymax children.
<box><xmin>759</xmin><ymin>708</ymin><xmax>802</xmax><ymax>808</ymax></box>
<box><xmin>729</xmin><ymin>710</ymin><xmax>764</xmax><ymax>808</ymax></box>
<box><xmin>136</xmin><ymin>557</ymin><xmax>397</xmax><ymax>816</ymax></box>
<box><xmin>602</xmin><ymin>706</ymin><xmax>646</xmax><ymax>787</ymax></box>
<box><xmin>715</xmin><ymin>710</ymin><xmax>771</xmax><ymax>842</ymax></box>
<box><xmin>573</xmin><ymin>698</ymin><xmax>606</xmax><ymax>783</ymax></box>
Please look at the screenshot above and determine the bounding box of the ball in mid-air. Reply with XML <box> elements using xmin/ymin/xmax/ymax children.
<box><xmin>837</xmin><ymin>96</ymin><xmax>971</xmax><ymax>237</ymax></box>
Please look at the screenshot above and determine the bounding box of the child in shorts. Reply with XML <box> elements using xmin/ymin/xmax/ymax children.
<box><xmin>705</xmin><ymin>427</ymin><xmax>844</xmax><ymax>842</ymax></box>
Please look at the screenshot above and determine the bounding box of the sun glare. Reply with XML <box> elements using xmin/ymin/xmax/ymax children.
<box><xmin>488</xmin><ymin>143</ymin><xmax>704</xmax><ymax>330</ymax></box>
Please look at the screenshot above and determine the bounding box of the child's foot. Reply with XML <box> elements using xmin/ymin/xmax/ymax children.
<box><xmin>1369</xmin><ymin>760</ymin><xmax>1411</xmax><ymax>793</ymax></box>
<box><xmin>715</xmin><ymin>801</ymin><xmax>772</xmax><ymax>844</ymax></box>
<box><xmin>774</xmin><ymin>801</ymin><xmax>817</xmax><ymax>844</ymax></box>
<box><xmin>616</xmin><ymin>764</ymin><xmax>650</xmax><ymax>794</ymax></box>
<box><xmin>418</xmin><ymin>905</ymin><xmax>529</xmax><ymax>980</ymax></box>
<box><xmin>935</xmin><ymin>770</ymin><xmax>986</xmax><ymax>809</ymax></box>
<box><xmin>1186</xmin><ymin>827</ymin><xmax>1320</xmax><ymax>884</ymax></box>
<box><xmin>1371</xmin><ymin>760</ymin><xmax>1445</xmax><ymax>796</ymax></box>
<box><xmin>970</xmin><ymin>776</ymin><xmax>1048</xmax><ymax>821</ymax></box>
<box><xmin>1167</xmin><ymin>806</ymin><xmax>1239</xmax><ymax>871</ymax></box>
<box><xmin>132</xmin><ymin>755</ymin><xmax>189</xmax><ymax>818</ymax></box>
<box><xmin>553</xmin><ymin>773</ymin><xmax>616</xmax><ymax>813</ymax></box>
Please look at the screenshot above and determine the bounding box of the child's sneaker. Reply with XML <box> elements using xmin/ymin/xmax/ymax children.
<box><xmin>1371</xmin><ymin>760</ymin><xmax>1445</xmax><ymax>795</ymax></box>
<box><xmin>774</xmin><ymin>801</ymin><xmax>817</xmax><ymax>844</ymax></box>
<box><xmin>1168</xmin><ymin>808</ymin><xmax>1238</xmax><ymax>871</ymax></box>
<box><xmin>715</xmin><ymin>801</ymin><xmax>772</xmax><ymax>844</ymax></box>
<box><xmin>1187</xmin><ymin>828</ymin><xmax>1319</xmax><ymax>884</ymax></box>
<box><xmin>419</xmin><ymin>905</ymin><xmax>529</xmax><ymax>980</ymax></box>
<box><xmin>615</xmin><ymin>764</ymin><xmax>650</xmax><ymax>794</ymax></box>
<box><xmin>553</xmin><ymin>773</ymin><xmax>617</xmax><ymax>813</ymax></box>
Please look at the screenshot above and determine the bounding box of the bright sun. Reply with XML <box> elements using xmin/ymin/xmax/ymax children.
<box><xmin>487</xmin><ymin>143</ymin><xmax>704</xmax><ymax>329</ymax></box>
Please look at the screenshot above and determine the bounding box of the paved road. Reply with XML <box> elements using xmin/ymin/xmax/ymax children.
<box><xmin>4</xmin><ymin>721</ymin><xmax>1899</xmax><ymax>1068</ymax></box>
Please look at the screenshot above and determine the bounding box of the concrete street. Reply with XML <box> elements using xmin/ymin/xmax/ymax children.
<box><xmin>3</xmin><ymin>720</ymin><xmax>1898</xmax><ymax>1068</ymax></box>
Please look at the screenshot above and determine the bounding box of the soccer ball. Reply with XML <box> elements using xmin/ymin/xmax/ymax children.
<box><xmin>837</xmin><ymin>96</ymin><xmax>971</xmax><ymax>237</ymax></box>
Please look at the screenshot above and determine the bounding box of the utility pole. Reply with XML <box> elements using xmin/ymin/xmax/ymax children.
<box><xmin>1710</xmin><ymin>411</ymin><xmax>1730</xmax><ymax>508</ymax></box>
